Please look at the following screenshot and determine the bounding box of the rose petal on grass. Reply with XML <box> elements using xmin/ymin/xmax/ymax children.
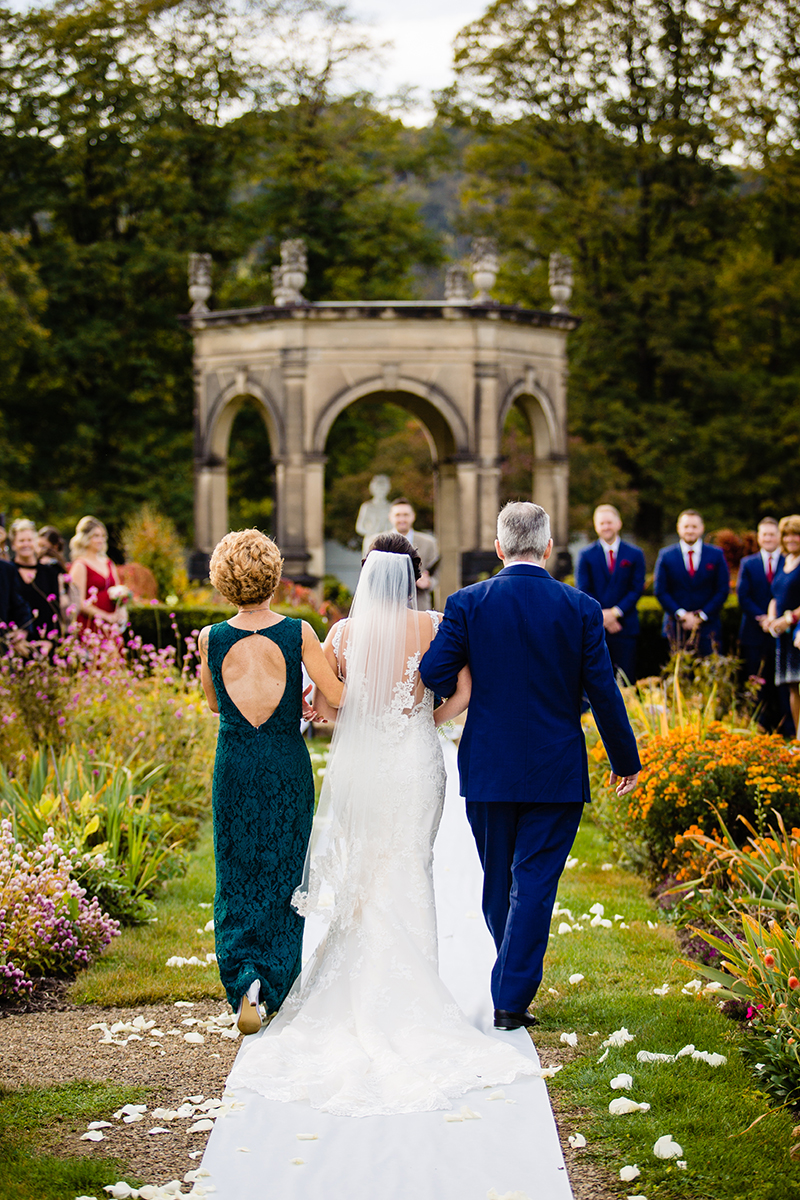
<box><xmin>598</xmin><ymin>1049</ymin><xmax>610</xmax><ymax>1063</ymax></box>
<box><xmin>104</xmin><ymin>1185</ymin><xmax>134</xmax><ymax>1198</ymax></box>
<box><xmin>589</xmin><ymin>903</ymin><xmax>604</xmax><ymax>916</ymax></box>
<box><xmin>602</xmin><ymin>1027</ymin><xmax>635</xmax><ymax>1049</ymax></box>
<box><xmin>652</xmin><ymin>984</ymin><xmax>670</xmax><ymax>996</ymax></box>
<box><xmin>539</xmin><ymin>1065</ymin><xmax>563</xmax><ymax>1078</ymax></box>
<box><xmin>601</xmin><ymin>863</ymin><xmax>613</xmax><ymax>871</ymax></box>
<box><xmin>610</xmin><ymin>1073</ymin><xmax>633</xmax><ymax>1090</ymax></box>
<box><xmin>681</xmin><ymin>980</ymin><xmax>702</xmax><ymax>994</ymax></box>
<box><xmin>560</xmin><ymin>1032</ymin><xmax>578</xmax><ymax>1047</ymax></box>
<box><xmin>620</xmin><ymin>1165</ymin><xmax>641</xmax><ymax>1182</ymax></box>
<box><xmin>653</xmin><ymin>1134</ymin><xmax>683</xmax><ymax>1159</ymax></box>
<box><xmin>557</xmin><ymin>922</ymin><xmax>573</xmax><ymax>935</ymax></box>
<box><xmin>569</xmin><ymin>974</ymin><xmax>585</xmax><ymax>985</ymax></box>
<box><xmin>81</xmin><ymin>1130</ymin><xmax>106</xmax><ymax>1142</ymax></box>
<box><xmin>567</xmin><ymin>1133</ymin><xmax>587</xmax><ymax>1148</ymax></box>
<box><xmin>637</xmin><ymin>1051</ymin><xmax>675</xmax><ymax>1063</ymax></box>
<box><xmin>691</xmin><ymin>1050</ymin><xmax>727</xmax><ymax>1067</ymax></box>
<box><xmin>609</xmin><ymin>1098</ymin><xmax>651</xmax><ymax>1115</ymax></box>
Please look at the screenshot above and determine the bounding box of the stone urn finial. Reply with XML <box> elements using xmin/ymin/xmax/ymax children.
<box><xmin>271</xmin><ymin>264</ymin><xmax>291</xmax><ymax>307</ymax></box>
<box><xmin>444</xmin><ymin>265</ymin><xmax>470</xmax><ymax>303</ymax></box>
<box><xmin>188</xmin><ymin>253</ymin><xmax>212</xmax><ymax>314</ymax></box>
<box><xmin>470</xmin><ymin>237</ymin><xmax>498</xmax><ymax>303</ymax></box>
<box><xmin>548</xmin><ymin>252</ymin><xmax>574</xmax><ymax>312</ymax></box>
<box><xmin>274</xmin><ymin>238</ymin><xmax>307</xmax><ymax>306</ymax></box>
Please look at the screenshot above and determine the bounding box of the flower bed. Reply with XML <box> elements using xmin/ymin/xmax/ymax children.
<box><xmin>0</xmin><ymin>821</ymin><xmax>119</xmax><ymax>999</ymax></box>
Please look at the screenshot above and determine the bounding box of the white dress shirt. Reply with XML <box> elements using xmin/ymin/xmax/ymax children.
<box><xmin>676</xmin><ymin>539</ymin><xmax>708</xmax><ymax>621</ymax></box>
<box><xmin>762</xmin><ymin>548</ymin><xmax>780</xmax><ymax>580</ymax></box>
<box><xmin>599</xmin><ymin>536</ymin><xmax>623</xmax><ymax>619</ymax></box>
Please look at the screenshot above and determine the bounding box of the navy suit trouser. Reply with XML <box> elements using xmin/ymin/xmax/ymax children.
<box><xmin>466</xmin><ymin>800</ymin><xmax>584</xmax><ymax>1013</ymax></box>
<box><xmin>741</xmin><ymin>637</ymin><xmax>793</xmax><ymax>736</ymax></box>
<box><xmin>606</xmin><ymin>632</ymin><xmax>637</xmax><ymax>684</ymax></box>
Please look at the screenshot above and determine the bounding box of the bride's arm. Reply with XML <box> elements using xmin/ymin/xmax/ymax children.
<box><xmin>302</xmin><ymin>621</ymin><xmax>344</xmax><ymax>722</ymax></box>
<box><xmin>433</xmin><ymin>664</ymin><xmax>471</xmax><ymax>726</ymax></box>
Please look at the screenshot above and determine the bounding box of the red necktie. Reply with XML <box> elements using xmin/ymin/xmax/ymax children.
<box><xmin>687</xmin><ymin>549</ymin><xmax>695</xmax><ymax>578</ymax></box>
<box><xmin>767</xmin><ymin>556</ymin><xmax>775</xmax><ymax>584</ymax></box>
<box><xmin>608</xmin><ymin>548</ymin><xmax>616</xmax><ymax>573</ymax></box>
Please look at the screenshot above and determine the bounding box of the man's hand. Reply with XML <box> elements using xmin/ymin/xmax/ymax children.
<box><xmin>610</xmin><ymin>771</ymin><xmax>639</xmax><ymax>796</ymax></box>
<box><xmin>602</xmin><ymin>608</ymin><xmax>622</xmax><ymax>634</ymax></box>
<box><xmin>416</xmin><ymin>570</ymin><xmax>431</xmax><ymax>591</ymax></box>
<box><xmin>680</xmin><ymin>611</ymin><xmax>702</xmax><ymax>632</ymax></box>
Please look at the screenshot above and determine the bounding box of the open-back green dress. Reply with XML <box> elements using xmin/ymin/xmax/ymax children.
<box><xmin>207</xmin><ymin>617</ymin><xmax>314</xmax><ymax>1011</ymax></box>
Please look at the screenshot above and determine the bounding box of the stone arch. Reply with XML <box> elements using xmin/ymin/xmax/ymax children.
<box><xmin>498</xmin><ymin>378</ymin><xmax>569</xmax><ymax>546</ymax></box>
<box><xmin>498</xmin><ymin>378</ymin><xmax>561</xmax><ymax>458</ymax></box>
<box><xmin>205</xmin><ymin>379</ymin><xmax>285</xmax><ymax>462</ymax></box>
<box><xmin>313</xmin><ymin>376</ymin><xmax>469</xmax><ymax>461</ymax></box>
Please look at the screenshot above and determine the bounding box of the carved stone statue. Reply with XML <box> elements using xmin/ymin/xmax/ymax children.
<box><xmin>355</xmin><ymin>474</ymin><xmax>392</xmax><ymax>556</ymax></box>
<box><xmin>273</xmin><ymin>239</ymin><xmax>307</xmax><ymax>306</ymax></box>
<box><xmin>548</xmin><ymin>253</ymin><xmax>574</xmax><ymax>312</ymax></box>
<box><xmin>444</xmin><ymin>265</ymin><xmax>470</xmax><ymax>303</ymax></box>
<box><xmin>188</xmin><ymin>253</ymin><xmax>212</xmax><ymax>314</ymax></box>
<box><xmin>470</xmin><ymin>237</ymin><xmax>499</xmax><ymax>303</ymax></box>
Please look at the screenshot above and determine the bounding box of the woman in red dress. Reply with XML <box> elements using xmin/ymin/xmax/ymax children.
<box><xmin>68</xmin><ymin>516</ymin><xmax>125</xmax><ymax>635</ymax></box>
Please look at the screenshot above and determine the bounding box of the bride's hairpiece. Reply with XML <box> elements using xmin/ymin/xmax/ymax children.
<box><xmin>363</xmin><ymin>533</ymin><xmax>422</xmax><ymax>581</ymax></box>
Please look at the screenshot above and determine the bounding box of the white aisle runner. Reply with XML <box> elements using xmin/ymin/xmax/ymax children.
<box><xmin>200</xmin><ymin>740</ymin><xmax>573</xmax><ymax>1200</ymax></box>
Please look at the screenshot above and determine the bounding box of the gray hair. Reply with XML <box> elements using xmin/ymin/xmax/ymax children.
<box><xmin>497</xmin><ymin>502</ymin><xmax>551</xmax><ymax>561</ymax></box>
<box><xmin>9</xmin><ymin>518</ymin><xmax>37</xmax><ymax>541</ymax></box>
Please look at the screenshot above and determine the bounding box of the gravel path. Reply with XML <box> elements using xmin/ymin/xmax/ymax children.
<box><xmin>0</xmin><ymin>1003</ymin><xmax>615</xmax><ymax>1197</ymax></box>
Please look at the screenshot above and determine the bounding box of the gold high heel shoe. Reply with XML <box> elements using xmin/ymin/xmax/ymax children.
<box><xmin>236</xmin><ymin>992</ymin><xmax>262</xmax><ymax>1035</ymax></box>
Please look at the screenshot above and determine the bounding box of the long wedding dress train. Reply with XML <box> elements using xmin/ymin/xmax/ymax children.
<box><xmin>227</xmin><ymin>558</ymin><xmax>539</xmax><ymax>1117</ymax></box>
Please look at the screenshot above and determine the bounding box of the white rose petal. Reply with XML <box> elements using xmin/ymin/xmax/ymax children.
<box><xmin>691</xmin><ymin>1050</ymin><xmax>727</xmax><ymax>1067</ymax></box>
<box><xmin>637</xmin><ymin>1051</ymin><xmax>675</xmax><ymax>1064</ymax></box>
<box><xmin>81</xmin><ymin>1130</ymin><xmax>106</xmax><ymax>1142</ymax></box>
<box><xmin>601</xmin><ymin>863</ymin><xmax>613</xmax><ymax>871</ymax></box>
<box><xmin>113</xmin><ymin>1104</ymin><xmax>148</xmax><ymax>1119</ymax></box>
<box><xmin>184</xmin><ymin>1032</ymin><xmax>205</xmax><ymax>1044</ymax></box>
<box><xmin>290</xmin><ymin>1158</ymin><xmax>305</xmax><ymax>1165</ymax></box>
<box><xmin>444</xmin><ymin>1113</ymin><xmax>464</xmax><ymax>1122</ymax></box>
<box><xmin>676</xmin><ymin>1044</ymin><xmax>695</xmax><ymax>1057</ymax></box>
<box><xmin>460</xmin><ymin>1106</ymin><xmax>481</xmax><ymax>1120</ymax></box>
<box><xmin>647</xmin><ymin>920</ymin><xmax>658</xmax><ymax>929</ymax></box>
<box><xmin>123</xmin><ymin>1114</ymin><xmax>145</xmax><ymax>1124</ymax></box>
<box><xmin>203</xmin><ymin>919</ymin><xmax>215</xmax><ymax>932</ymax></box>
<box><xmin>589</xmin><ymin>902</ymin><xmax>605</xmax><ymax>916</ymax></box>
<box><xmin>614</xmin><ymin>914</ymin><xmax>625</xmax><ymax>921</ymax></box>
<box><xmin>88</xmin><ymin>1121</ymin><xmax>112</xmax><ymax>1130</ymax></box>
<box><xmin>609</xmin><ymin>1098</ymin><xmax>651</xmax><ymax>1115</ymax></box>
<box><xmin>104</xmin><ymin>1185</ymin><xmax>134</xmax><ymax>1199</ymax></box>
<box><xmin>236</xmin><ymin>1147</ymin><xmax>251</xmax><ymax>1152</ymax></box>
<box><xmin>147</xmin><ymin>1127</ymin><xmax>171</xmax><ymax>1135</ymax></box>
<box><xmin>548</xmin><ymin>987</ymin><xmax>560</xmax><ymax>995</ymax></box>
<box><xmin>296</xmin><ymin>1133</ymin><xmax>318</xmax><ymax>1140</ymax></box>
<box><xmin>653</xmin><ymin>1134</ymin><xmax>683</xmax><ymax>1159</ymax></box>
<box><xmin>569</xmin><ymin>973</ymin><xmax>585</xmax><ymax>985</ymax></box>
<box><xmin>565</xmin><ymin>856</ymin><xmax>579</xmax><ymax>869</ymax></box>
<box><xmin>188</xmin><ymin>1151</ymin><xmax>204</xmax><ymax>1160</ymax></box>
<box><xmin>602</xmin><ymin>1027</ymin><xmax>635</xmax><ymax>1049</ymax></box>
<box><xmin>652</xmin><ymin>985</ymin><xmax>670</xmax><ymax>996</ymax></box>
<box><xmin>681</xmin><ymin>980</ymin><xmax>703</xmax><ymax>994</ymax></box>
<box><xmin>560</xmin><ymin>1032</ymin><xmax>578</xmax><ymax>1047</ymax></box>
<box><xmin>627</xmin><ymin>1195</ymin><xmax>648</xmax><ymax>1200</ymax></box>
<box><xmin>610</xmin><ymin>1073</ymin><xmax>633</xmax><ymax>1090</ymax></box>
<box><xmin>188</xmin><ymin>1119</ymin><xmax>215</xmax><ymax>1133</ymax></box>
<box><xmin>620</xmin><ymin>1165</ymin><xmax>641</xmax><ymax>1182</ymax></box>
<box><xmin>598</xmin><ymin>1048</ymin><xmax>610</xmax><ymax>1063</ymax></box>
<box><xmin>567</xmin><ymin>1133</ymin><xmax>587</xmax><ymax>1148</ymax></box>
<box><xmin>557</xmin><ymin>922</ymin><xmax>573</xmax><ymax>935</ymax></box>
<box><xmin>487</xmin><ymin>1090</ymin><xmax>505</xmax><ymax>1101</ymax></box>
<box><xmin>175</xmin><ymin>1001</ymin><xmax>195</xmax><ymax>1007</ymax></box>
<box><xmin>539</xmin><ymin>1065</ymin><xmax>563</xmax><ymax>1078</ymax></box>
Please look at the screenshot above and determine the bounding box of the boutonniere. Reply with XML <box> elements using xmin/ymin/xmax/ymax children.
<box><xmin>706</xmin><ymin>563</ymin><xmax>715</xmax><ymax>571</ymax></box>
<box><xmin>620</xmin><ymin>559</ymin><xmax>631</xmax><ymax>568</ymax></box>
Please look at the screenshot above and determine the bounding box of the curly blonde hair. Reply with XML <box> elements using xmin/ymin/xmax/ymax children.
<box><xmin>779</xmin><ymin>514</ymin><xmax>800</xmax><ymax>548</ymax></box>
<box><xmin>70</xmin><ymin>516</ymin><xmax>107</xmax><ymax>558</ymax></box>
<box><xmin>210</xmin><ymin>530</ymin><xmax>283</xmax><ymax>606</ymax></box>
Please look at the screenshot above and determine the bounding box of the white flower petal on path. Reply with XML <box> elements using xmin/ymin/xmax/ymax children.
<box><xmin>147</xmin><ymin>1127</ymin><xmax>171</xmax><ymax>1135</ymax></box>
<box><xmin>444</xmin><ymin>1112</ymin><xmax>464</xmax><ymax>1122</ymax></box>
<box><xmin>567</xmin><ymin>1133</ymin><xmax>587</xmax><ymax>1148</ymax></box>
<box><xmin>175</xmin><ymin>1103</ymin><xmax>196</xmax><ymax>1118</ymax></box>
<box><xmin>113</xmin><ymin>1104</ymin><xmax>148</xmax><ymax>1119</ymax></box>
<box><xmin>557</xmin><ymin>922</ymin><xmax>573</xmax><ymax>935</ymax></box>
<box><xmin>220</xmin><ymin>1027</ymin><xmax>241</xmax><ymax>1040</ymax></box>
<box><xmin>560</xmin><ymin>1032</ymin><xmax>578</xmax><ymax>1047</ymax></box>
<box><xmin>602</xmin><ymin>1027</ymin><xmax>635</xmax><ymax>1049</ymax></box>
<box><xmin>184</xmin><ymin>1032</ymin><xmax>206</xmax><ymax>1045</ymax></box>
<box><xmin>81</xmin><ymin>1130</ymin><xmax>106</xmax><ymax>1142</ymax></box>
<box><xmin>175</xmin><ymin>1001</ymin><xmax>195</xmax><ymax>1007</ymax></box>
<box><xmin>653</xmin><ymin>984</ymin><xmax>670</xmax><ymax>996</ymax></box>
<box><xmin>460</xmin><ymin>1106</ymin><xmax>481</xmax><ymax>1120</ymax></box>
<box><xmin>589</xmin><ymin>902</ymin><xmax>605</xmax><ymax>916</ymax></box>
<box><xmin>487</xmin><ymin>1191</ymin><xmax>532</xmax><ymax>1200</ymax></box>
<box><xmin>236</xmin><ymin>1146</ymin><xmax>251</xmax><ymax>1152</ymax></box>
<box><xmin>569</xmin><ymin>973</ymin><xmax>585</xmax><ymax>985</ymax></box>
<box><xmin>620</xmin><ymin>1165</ymin><xmax>641</xmax><ymax>1182</ymax></box>
<box><xmin>653</xmin><ymin>1134</ymin><xmax>683</xmax><ymax>1159</ymax></box>
<box><xmin>88</xmin><ymin>1121</ymin><xmax>112</xmax><ymax>1130</ymax></box>
<box><xmin>104</xmin><ymin>1185</ymin><xmax>135</xmax><ymax>1199</ymax></box>
<box><xmin>610</xmin><ymin>1073</ymin><xmax>633</xmax><ymax>1090</ymax></box>
<box><xmin>290</xmin><ymin>1158</ymin><xmax>305</xmax><ymax>1165</ymax></box>
<box><xmin>487</xmin><ymin>1090</ymin><xmax>505</xmax><ymax>1101</ymax></box>
<box><xmin>296</xmin><ymin>1133</ymin><xmax>318</xmax><ymax>1140</ymax></box>
<box><xmin>627</xmin><ymin>1194</ymin><xmax>648</xmax><ymax>1200</ymax></box>
<box><xmin>609</xmin><ymin>1098</ymin><xmax>651</xmax><ymax>1115</ymax></box>
<box><xmin>188</xmin><ymin>1150</ymin><xmax>204</xmax><ymax>1160</ymax></box>
<box><xmin>598</xmin><ymin>1049</ymin><xmax>610</xmax><ymax>1063</ymax></box>
<box><xmin>188</xmin><ymin>1119</ymin><xmax>215</xmax><ymax>1133</ymax></box>
<box><xmin>539</xmin><ymin>1065</ymin><xmax>562</xmax><ymax>1078</ymax></box>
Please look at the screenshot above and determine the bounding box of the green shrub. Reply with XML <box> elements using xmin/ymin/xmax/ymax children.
<box><xmin>120</xmin><ymin>504</ymin><xmax>188</xmax><ymax>601</ymax></box>
<box><xmin>127</xmin><ymin>601</ymin><xmax>328</xmax><ymax>649</ymax></box>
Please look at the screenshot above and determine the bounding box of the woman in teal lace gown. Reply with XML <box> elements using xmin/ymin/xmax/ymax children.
<box><xmin>199</xmin><ymin>531</ymin><xmax>343</xmax><ymax>1034</ymax></box>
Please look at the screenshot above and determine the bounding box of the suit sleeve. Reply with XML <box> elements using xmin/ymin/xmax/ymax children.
<box><xmin>737</xmin><ymin>561</ymin><xmax>764</xmax><ymax>619</ymax></box>
<box><xmin>705</xmin><ymin>551</ymin><xmax>731</xmax><ymax>620</ymax></box>
<box><xmin>654</xmin><ymin>550</ymin><xmax>680</xmax><ymax>617</ymax></box>
<box><xmin>615</xmin><ymin>547</ymin><xmax>646</xmax><ymax>617</ymax></box>
<box><xmin>419</xmin><ymin>594</ymin><xmax>468</xmax><ymax>697</ymax></box>
<box><xmin>581</xmin><ymin>602</ymin><xmax>641</xmax><ymax>776</ymax></box>
<box><xmin>576</xmin><ymin>549</ymin><xmax>592</xmax><ymax>596</ymax></box>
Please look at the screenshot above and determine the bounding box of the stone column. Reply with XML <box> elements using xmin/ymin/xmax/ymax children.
<box><xmin>533</xmin><ymin>454</ymin><xmax>569</xmax><ymax>550</ymax></box>
<box><xmin>304</xmin><ymin>453</ymin><xmax>327</xmax><ymax>585</ymax></box>
<box><xmin>278</xmin><ymin>345</ymin><xmax>314</xmax><ymax>582</ymax></box>
<box><xmin>436</xmin><ymin>461</ymin><xmax>460</xmax><ymax>603</ymax></box>
<box><xmin>194</xmin><ymin>461</ymin><xmax>228</xmax><ymax>554</ymax></box>
<box><xmin>474</xmin><ymin>360</ymin><xmax>501</xmax><ymax>550</ymax></box>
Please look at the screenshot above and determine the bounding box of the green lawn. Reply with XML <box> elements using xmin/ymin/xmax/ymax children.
<box><xmin>0</xmin><ymin>1082</ymin><xmax>145</xmax><ymax>1200</ymax></box>
<box><xmin>541</xmin><ymin>818</ymin><xmax>800</xmax><ymax>1199</ymax></box>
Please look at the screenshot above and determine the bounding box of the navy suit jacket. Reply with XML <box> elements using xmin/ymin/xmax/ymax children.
<box><xmin>0</xmin><ymin>560</ymin><xmax>32</xmax><ymax>631</ymax></box>
<box><xmin>419</xmin><ymin>563</ymin><xmax>641</xmax><ymax>806</ymax></box>
<box><xmin>654</xmin><ymin>543</ymin><xmax>730</xmax><ymax>642</ymax></box>
<box><xmin>576</xmin><ymin>539</ymin><xmax>646</xmax><ymax>637</ymax></box>
<box><xmin>737</xmin><ymin>552</ymin><xmax>783</xmax><ymax>646</ymax></box>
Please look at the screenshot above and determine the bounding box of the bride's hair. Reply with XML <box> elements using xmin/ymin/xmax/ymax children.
<box><xmin>363</xmin><ymin>533</ymin><xmax>422</xmax><ymax>581</ymax></box>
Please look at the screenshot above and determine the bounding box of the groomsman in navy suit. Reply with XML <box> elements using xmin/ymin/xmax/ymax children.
<box><xmin>737</xmin><ymin>517</ymin><xmax>786</xmax><ymax>731</ymax></box>
<box><xmin>420</xmin><ymin>502</ymin><xmax>640</xmax><ymax>1029</ymax></box>
<box><xmin>576</xmin><ymin>504</ymin><xmax>646</xmax><ymax>683</ymax></box>
<box><xmin>654</xmin><ymin>509</ymin><xmax>730</xmax><ymax>656</ymax></box>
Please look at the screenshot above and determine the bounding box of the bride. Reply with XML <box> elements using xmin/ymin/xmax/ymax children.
<box><xmin>227</xmin><ymin>535</ymin><xmax>540</xmax><ymax>1116</ymax></box>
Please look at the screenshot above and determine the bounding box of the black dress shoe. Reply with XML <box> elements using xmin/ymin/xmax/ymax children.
<box><xmin>493</xmin><ymin>1009</ymin><xmax>539</xmax><ymax>1030</ymax></box>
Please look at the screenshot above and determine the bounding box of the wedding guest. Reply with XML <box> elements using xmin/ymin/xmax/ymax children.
<box><xmin>767</xmin><ymin>515</ymin><xmax>800</xmax><ymax>739</ymax></box>
<box><xmin>9</xmin><ymin>519</ymin><xmax>62</xmax><ymax>640</ymax></box>
<box><xmin>69</xmin><ymin>516</ymin><xmax>124</xmax><ymax>633</ymax></box>
<box><xmin>38</xmin><ymin>525</ymin><xmax>68</xmax><ymax>571</ymax></box>
<box><xmin>737</xmin><ymin>517</ymin><xmax>786</xmax><ymax>732</ymax></box>
<box><xmin>654</xmin><ymin>509</ymin><xmax>730</xmax><ymax>656</ymax></box>
<box><xmin>370</xmin><ymin>498</ymin><xmax>439</xmax><ymax>609</ymax></box>
<box><xmin>576</xmin><ymin>504</ymin><xmax>646</xmax><ymax>683</ymax></box>
<box><xmin>0</xmin><ymin>557</ymin><xmax>32</xmax><ymax>647</ymax></box>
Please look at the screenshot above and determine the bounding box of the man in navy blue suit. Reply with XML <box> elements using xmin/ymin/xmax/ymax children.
<box><xmin>576</xmin><ymin>504</ymin><xmax>646</xmax><ymax>683</ymax></box>
<box><xmin>737</xmin><ymin>517</ymin><xmax>786</xmax><ymax>732</ymax></box>
<box><xmin>654</xmin><ymin>509</ymin><xmax>730</xmax><ymax>657</ymax></box>
<box><xmin>419</xmin><ymin>502</ymin><xmax>640</xmax><ymax>1030</ymax></box>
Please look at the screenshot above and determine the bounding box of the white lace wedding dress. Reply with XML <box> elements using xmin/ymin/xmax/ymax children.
<box><xmin>227</xmin><ymin>556</ymin><xmax>539</xmax><ymax>1117</ymax></box>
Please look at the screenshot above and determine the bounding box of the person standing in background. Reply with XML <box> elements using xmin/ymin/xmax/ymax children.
<box><xmin>654</xmin><ymin>509</ymin><xmax>730</xmax><ymax>657</ymax></box>
<box><xmin>370</xmin><ymin>498</ymin><xmax>439</xmax><ymax>610</ymax></box>
<box><xmin>576</xmin><ymin>504</ymin><xmax>646</xmax><ymax>683</ymax></box>
<box><xmin>9</xmin><ymin>519</ymin><xmax>62</xmax><ymax>641</ymax></box>
<box><xmin>737</xmin><ymin>517</ymin><xmax>786</xmax><ymax>732</ymax></box>
<box><xmin>767</xmin><ymin>515</ymin><xmax>800</xmax><ymax>739</ymax></box>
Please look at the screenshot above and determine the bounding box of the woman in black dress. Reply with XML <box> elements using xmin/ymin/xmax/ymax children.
<box><xmin>768</xmin><ymin>514</ymin><xmax>800</xmax><ymax>738</ymax></box>
<box><xmin>10</xmin><ymin>519</ymin><xmax>63</xmax><ymax>642</ymax></box>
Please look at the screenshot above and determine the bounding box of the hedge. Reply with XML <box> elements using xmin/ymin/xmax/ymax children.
<box><xmin>129</xmin><ymin>595</ymin><xmax>743</xmax><ymax>679</ymax></box>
